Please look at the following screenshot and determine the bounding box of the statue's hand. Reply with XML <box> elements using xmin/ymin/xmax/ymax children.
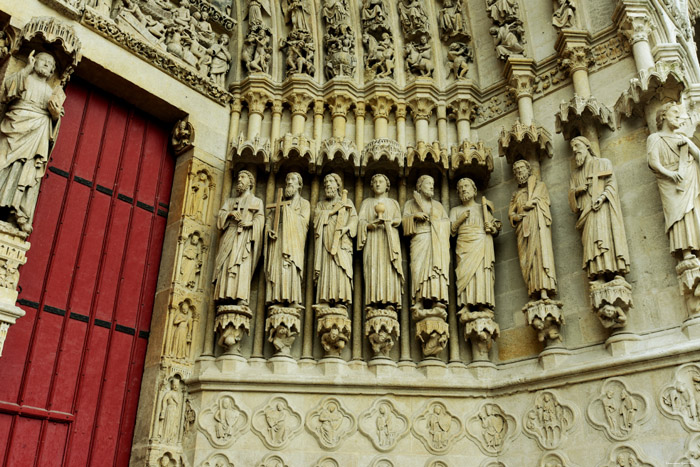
<box><xmin>232</xmin><ymin>211</ymin><xmax>242</xmax><ymax>222</ymax></box>
<box><xmin>523</xmin><ymin>201</ymin><xmax>535</xmax><ymax>211</ymax></box>
<box><xmin>366</xmin><ymin>222</ymin><xmax>377</xmax><ymax>231</ymax></box>
<box><xmin>678</xmin><ymin>137</ymin><xmax>689</xmax><ymax>148</ymax></box>
<box><xmin>592</xmin><ymin>196</ymin><xmax>604</xmax><ymax>211</ymax></box>
<box><xmin>670</xmin><ymin>171</ymin><xmax>684</xmax><ymax>184</ymax></box>
<box><xmin>27</xmin><ymin>50</ymin><xmax>35</xmax><ymax>68</ymax></box>
<box><xmin>268</xmin><ymin>230</ymin><xmax>278</xmax><ymax>240</ymax></box>
<box><xmin>48</xmin><ymin>100</ymin><xmax>62</xmax><ymax>120</ymax></box>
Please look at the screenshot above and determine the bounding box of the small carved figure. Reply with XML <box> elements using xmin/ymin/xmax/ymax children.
<box><xmin>265</xmin><ymin>402</ymin><xmax>288</xmax><ymax>444</ymax></box>
<box><xmin>361</xmin><ymin>0</ymin><xmax>389</xmax><ymax>31</ymax></box>
<box><xmin>368</xmin><ymin>329</ymin><xmax>394</xmax><ymax>356</ymax></box>
<box><xmin>313</xmin><ymin>173</ymin><xmax>358</xmax><ymax>309</ymax></box>
<box><xmin>159</xmin><ymin>378</ymin><xmax>182</xmax><ymax>443</ymax></box>
<box><xmin>320</xmin><ymin>325</ymin><xmax>349</xmax><ymax>354</ymax></box>
<box><xmin>446</xmin><ymin>42</ymin><xmax>472</xmax><ymax>79</ymax></box>
<box><xmin>282</xmin><ymin>0</ymin><xmax>310</xmax><ymax>33</ymax></box>
<box><xmin>187</xmin><ymin>171</ymin><xmax>210</xmax><ymax>221</ymax></box>
<box><xmin>280</xmin><ymin>35</ymin><xmax>315</xmax><ymax>76</ymax></box>
<box><xmin>0</xmin><ymin>259</ymin><xmax>19</xmax><ymax>289</ymax></box>
<box><xmin>243</xmin><ymin>24</ymin><xmax>272</xmax><ymax>74</ymax></box>
<box><xmin>363</xmin><ymin>33</ymin><xmax>395</xmax><ymax>79</ymax></box>
<box><xmin>490</xmin><ymin>23</ymin><xmax>525</xmax><ymax>59</ymax></box>
<box><xmin>552</xmin><ymin>0</ymin><xmax>576</xmax><ymax>29</ymax></box>
<box><xmin>213</xmin><ymin>170</ymin><xmax>264</xmax><ymax>308</ymax></box>
<box><xmin>179</xmin><ymin>232</ymin><xmax>203</xmax><ymax>289</ymax></box>
<box><xmin>0</xmin><ymin>31</ymin><xmax>9</xmax><ymax>58</ymax></box>
<box><xmin>375</xmin><ymin>404</ymin><xmax>395</xmax><ymax>447</ymax></box>
<box><xmin>214</xmin><ymin>397</ymin><xmax>239</xmax><ymax>440</ymax></box>
<box><xmin>209</xmin><ymin>34</ymin><xmax>231</xmax><ymax>87</ymax></box>
<box><xmin>439</xmin><ymin>0</ymin><xmax>466</xmax><ymax>38</ymax></box>
<box><xmin>487</xmin><ymin>0</ymin><xmax>519</xmax><ymax>24</ymax></box>
<box><xmin>318</xmin><ymin>401</ymin><xmax>343</xmax><ymax>445</ymax></box>
<box><xmin>619</xmin><ymin>389</ymin><xmax>637</xmax><ymax>433</ymax></box>
<box><xmin>169</xmin><ymin>301</ymin><xmax>193</xmax><ymax>359</ymax></box>
<box><xmin>479</xmin><ymin>405</ymin><xmax>505</xmax><ymax>450</ymax></box>
<box><xmin>398</xmin><ymin>0</ymin><xmax>429</xmax><ymax>35</ymax></box>
<box><xmin>508</xmin><ymin>160</ymin><xmax>557</xmax><ymax>300</ymax></box>
<box><xmin>404</xmin><ymin>36</ymin><xmax>434</xmax><ymax>78</ymax></box>
<box><xmin>265</xmin><ymin>172</ymin><xmax>310</xmax><ymax>309</ymax></box>
<box><xmin>248</xmin><ymin>0</ymin><xmax>272</xmax><ymax>25</ymax></box>
<box><xmin>427</xmin><ymin>405</ymin><xmax>450</xmax><ymax>449</ymax></box>
<box><xmin>603</xmin><ymin>390</ymin><xmax>618</xmax><ymax>433</ymax></box>
<box><xmin>0</xmin><ymin>51</ymin><xmax>64</xmax><ymax>233</ymax></box>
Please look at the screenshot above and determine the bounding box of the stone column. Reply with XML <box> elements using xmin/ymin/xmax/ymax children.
<box><xmin>301</xmin><ymin>176</ymin><xmax>321</xmax><ymax>361</ymax></box>
<box><xmin>245</xmin><ymin>90</ymin><xmax>269</xmax><ymax>140</ymax></box>
<box><xmin>409</xmin><ymin>97</ymin><xmax>435</xmax><ymax>143</ymax></box>
<box><xmin>369</xmin><ymin>96</ymin><xmax>394</xmax><ymax>140</ymax></box>
<box><xmin>505</xmin><ymin>58</ymin><xmax>536</xmax><ymax>127</ymax></box>
<box><xmin>397</xmin><ymin>178</ymin><xmax>412</xmax><ymax>365</ymax></box>
<box><xmin>615</xmin><ymin>9</ymin><xmax>655</xmax><ymax>74</ymax></box>
<box><xmin>271</xmin><ymin>100</ymin><xmax>283</xmax><ymax>142</ymax></box>
<box><xmin>437</xmin><ymin>103</ymin><xmax>448</xmax><ymax>147</ymax></box>
<box><xmin>229</xmin><ymin>97</ymin><xmax>242</xmax><ymax>143</ymax></box>
<box><xmin>352</xmin><ymin>177</ymin><xmax>364</xmax><ymax>362</ymax></box>
<box><xmin>355</xmin><ymin>103</ymin><xmax>366</xmax><ymax>151</ymax></box>
<box><xmin>452</xmin><ymin>99</ymin><xmax>474</xmax><ymax>143</ymax></box>
<box><xmin>396</xmin><ymin>103</ymin><xmax>407</xmax><ymax>149</ymax></box>
<box><xmin>290</xmin><ymin>93</ymin><xmax>313</xmax><ymax>135</ymax></box>
<box><xmin>328</xmin><ymin>95</ymin><xmax>353</xmax><ymax>140</ymax></box>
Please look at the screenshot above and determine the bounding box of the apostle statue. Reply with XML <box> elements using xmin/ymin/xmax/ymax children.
<box><xmin>264</xmin><ymin>172</ymin><xmax>309</xmax><ymax>355</ymax></box>
<box><xmin>0</xmin><ymin>51</ymin><xmax>64</xmax><ymax>233</ymax></box>
<box><xmin>213</xmin><ymin>170</ymin><xmax>264</xmax><ymax>350</ymax></box>
<box><xmin>313</xmin><ymin>173</ymin><xmax>358</xmax><ymax>310</ymax></box>
<box><xmin>358</xmin><ymin>173</ymin><xmax>403</xmax><ymax>358</ymax></box>
<box><xmin>403</xmin><ymin>175</ymin><xmax>451</xmax><ymax>356</ymax></box>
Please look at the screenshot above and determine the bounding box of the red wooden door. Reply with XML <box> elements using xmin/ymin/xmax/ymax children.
<box><xmin>0</xmin><ymin>78</ymin><xmax>174</xmax><ymax>466</ymax></box>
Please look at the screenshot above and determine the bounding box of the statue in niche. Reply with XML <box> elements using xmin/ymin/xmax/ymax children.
<box><xmin>509</xmin><ymin>160</ymin><xmax>557</xmax><ymax>301</ymax></box>
<box><xmin>363</xmin><ymin>32</ymin><xmax>395</xmax><ymax>79</ymax></box>
<box><xmin>358</xmin><ymin>174</ymin><xmax>404</xmax><ymax>311</ymax></box>
<box><xmin>214</xmin><ymin>397</ymin><xmax>239</xmax><ymax>441</ymax></box>
<box><xmin>0</xmin><ymin>51</ymin><xmax>64</xmax><ymax>233</ymax></box>
<box><xmin>487</xmin><ymin>0</ymin><xmax>519</xmax><ymax>24</ymax></box>
<box><xmin>169</xmin><ymin>300</ymin><xmax>193</xmax><ymax>359</ymax></box>
<box><xmin>265</xmin><ymin>401</ymin><xmax>288</xmax><ymax>444</ymax></box>
<box><xmin>213</xmin><ymin>170</ymin><xmax>264</xmax><ymax>350</ymax></box>
<box><xmin>265</xmin><ymin>172</ymin><xmax>310</xmax><ymax>310</ymax></box>
<box><xmin>446</xmin><ymin>42</ymin><xmax>472</xmax><ymax>79</ymax></box>
<box><xmin>569</xmin><ymin>136</ymin><xmax>632</xmax><ymax>328</ymax></box>
<box><xmin>179</xmin><ymin>232</ymin><xmax>203</xmax><ymax>289</ymax></box>
<box><xmin>187</xmin><ymin>171</ymin><xmax>211</xmax><ymax>222</ymax></box>
<box><xmin>552</xmin><ymin>0</ymin><xmax>576</xmax><ymax>30</ymax></box>
<box><xmin>438</xmin><ymin>0</ymin><xmax>466</xmax><ymax>38</ymax></box>
<box><xmin>404</xmin><ymin>36</ymin><xmax>434</xmax><ymax>78</ymax></box>
<box><xmin>209</xmin><ymin>34</ymin><xmax>232</xmax><ymax>88</ymax></box>
<box><xmin>450</xmin><ymin>178</ymin><xmax>501</xmax><ymax>358</ymax></box>
<box><xmin>361</xmin><ymin>0</ymin><xmax>389</xmax><ymax>32</ymax></box>
<box><xmin>490</xmin><ymin>22</ymin><xmax>525</xmax><ymax>59</ymax></box>
<box><xmin>158</xmin><ymin>378</ymin><xmax>183</xmax><ymax>443</ymax></box>
<box><xmin>313</xmin><ymin>173</ymin><xmax>358</xmax><ymax>310</ymax></box>
<box><xmin>398</xmin><ymin>0</ymin><xmax>429</xmax><ymax>35</ymax></box>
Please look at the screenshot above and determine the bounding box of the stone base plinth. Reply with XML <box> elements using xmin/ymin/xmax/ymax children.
<box><xmin>314</xmin><ymin>305</ymin><xmax>351</xmax><ymax>358</ymax></box>
<box><xmin>265</xmin><ymin>305</ymin><xmax>301</xmax><ymax>356</ymax></box>
<box><xmin>215</xmin><ymin>304</ymin><xmax>253</xmax><ymax>354</ymax></box>
<box><xmin>523</xmin><ymin>299</ymin><xmax>565</xmax><ymax>348</ymax></box>
<box><xmin>365</xmin><ymin>306</ymin><xmax>400</xmax><ymax>358</ymax></box>
<box><xmin>605</xmin><ymin>331</ymin><xmax>640</xmax><ymax>356</ymax></box>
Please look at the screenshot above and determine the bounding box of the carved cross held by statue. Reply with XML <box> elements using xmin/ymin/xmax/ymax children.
<box><xmin>266</xmin><ymin>187</ymin><xmax>292</xmax><ymax>238</ymax></box>
<box><xmin>587</xmin><ymin>166</ymin><xmax>612</xmax><ymax>201</ymax></box>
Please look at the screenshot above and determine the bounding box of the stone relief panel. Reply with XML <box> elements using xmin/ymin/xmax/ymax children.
<box><xmin>201</xmin><ymin>453</ymin><xmax>235</xmax><ymax>467</ymax></box>
<box><xmin>465</xmin><ymin>402</ymin><xmax>518</xmax><ymax>456</ymax></box>
<box><xmin>587</xmin><ymin>378</ymin><xmax>650</xmax><ymax>442</ymax></box>
<box><xmin>597</xmin><ymin>444</ymin><xmax>656</xmax><ymax>467</ymax></box>
<box><xmin>358</xmin><ymin>398</ymin><xmax>410</xmax><ymax>452</ymax></box>
<box><xmin>185</xmin><ymin>166</ymin><xmax>215</xmax><ymax>225</ymax></box>
<box><xmin>369</xmin><ymin>457</ymin><xmax>394</xmax><ymax>467</ymax></box>
<box><xmin>251</xmin><ymin>396</ymin><xmax>303</xmax><ymax>449</ymax></box>
<box><xmin>677</xmin><ymin>433</ymin><xmax>700</xmax><ymax>466</ymax></box>
<box><xmin>540</xmin><ymin>451</ymin><xmax>578</xmax><ymax>467</ymax></box>
<box><xmin>411</xmin><ymin>400</ymin><xmax>462</xmax><ymax>455</ymax></box>
<box><xmin>164</xmin><ymin>298</ymin><xmax>198</xmax><ymax>361</ymax></box>
<box><xmin>305</xmin><ymin>397</ymin><xmax>357</xmax><ymax>450</ymax></box>
<box><xmin>197</xmin><ymin>394</ymin><xmax>249</xmax><ymax>448</ymax></box>
<box><xmin>659</xmin><ymin>363</ymin><xmax>700</xmax><ymax>431</ymax></box>
<box><xmin>152</xmin><ymin>375</ymin><xmax>187</xmax><ymax>446</ymax></box>
<box><xmin>522</xmin><ymin>390</ymin><xmax>577</xmax><ymax>450</ymax></box>
<box><xmin>175</xmin><ymin>229</ymin><xmax>208</xmax><ymax>292</ymax></box>
<box><xmin>314</xmin><ymin>457</ymin><xmax>340</xmax><ymax>467</ymax></box>
<box><xmin>258</xmin><ymin>453</ymin><xmax>289</xmax><ymax>467</ymax></box>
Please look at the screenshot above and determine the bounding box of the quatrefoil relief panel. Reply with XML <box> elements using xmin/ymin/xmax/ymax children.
<box><xmin>359</xmin><ymin>398</ymin><xmax>410</xmax><ymax>452</ymax></box>
<box><xmin>465</xmin><ymin>402</ymin><xmax>518</xmax><ymax>456</ymax></box>
<box><xmin>659</xmin><ymin>363</ymin><xmax>700</xmax><ymax>432</ymax></box>
<box><xmin>411</xmin><ymin>400</ymin><xmax>463</xmax><ymax>455</ymax></box>
<box><xmin>597</xmin><ymin>444</ymin><xmax>657</xmax><ymax>467</ymax></box>
<box><xmin>523</xmin><ymin>390</ymin><xmax>577</xmax><ymax>450</ymax></box>
<box><xmin>540</xmin><ymin>451</ymin><xmax>579</xmax><ymax>467</ymax></box>
<box><xmin>251</xmin><ymin>396</ymin><xmax>303</xmax><ymax>450</ymax></box>
<box><xmin>305</xmin><ymin>397</ymin><xmax>357</xmax><ymax>450</ymax></box>
<box><xmin>197</xmin><ymin>394</ymin><xmax>249</xmax><ymax>449</ymax></box>
<box><xmin>586</xmin><ymin>378</ymin><xmax>650</xmax><ymax>442</ymax></box>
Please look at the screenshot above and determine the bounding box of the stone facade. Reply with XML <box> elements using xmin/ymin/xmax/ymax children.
<box><xmin>2</xmin><ymin>0</ymin><xmax>700</xmax><ymax>465</ymax></box>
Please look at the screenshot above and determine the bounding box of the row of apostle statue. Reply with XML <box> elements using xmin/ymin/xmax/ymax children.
<box><xmin>210</xmin><ymin>102</ymin><xmax>700</xmax><ymax>361</ymax></box>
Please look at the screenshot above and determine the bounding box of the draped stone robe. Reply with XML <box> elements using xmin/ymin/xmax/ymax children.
<box><xmin>402</xmin><ymin>192</ymin><xmax>450</xmax><ymax>304</ymax></box>
<box><xmin>647</xmin><ymin>132</ymin><xmax>700</xmax><ymax>254</ymax></box>
<box><xmin>314</xmin><ymin>197</ymin><xmax>358</xmax><ymax>305</ymax></box>
<box><xmin>508</xmin><ymin>175</ymin><xmax>557</xmax><ymax>298</ymax></box>
<box><xmin>450</xmin><ymin>201</ymin><xmax>496</xmax><ymax>310</ymax></box>
<box><xmin>265</xmin><ymin>194</ymin><xmax>310</xmax><ymax>305</ymax></box>
<box><xmin>357</xmin><ymin>195</ymin><xmax>404</xmax><ymax>307</ymax></box>
<box><xmin>0</xmin><ymin>66</ymin><xmax>62</xmax><ymax>227</ymax></box>
<box><xmin>213</xmin><ymin>191</ymin><xmax>264</xmax><ymax>303</ymax></box>
<box><xmin>569</xmin><ymin>156</ymin><xmax>630</xmax><ymax>278</ymax></box>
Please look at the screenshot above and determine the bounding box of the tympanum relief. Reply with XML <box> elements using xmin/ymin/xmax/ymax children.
<box><xmin>251</xmin><ymin>396</ymin><xmax>303</xmax><ymax>449</ymax></box>
<box><xmin>411</xmin><ymin>401</ymin><xmax>462</xmax><ymax>455</ymax></box>
<box><xmin>450</xmin><ymin>178</ymin><xmax>501</xmax><ymax>361</ymax></box>
<box><xmin>214</xmin><ymin>170</ymin><xmax>264</xmax><ymax>353</ymax></box>
<box><xmin>358</xmin><ymin>398</ymin><xmax>409</xmax><ymax>452</ymax></box>
<box><xmin>522</xmin><ymin>391</ymin><xmax>576</xmax><ymax>450</ymax></box>
<box><xmin>587</xmin><ymin>378</ymin><xmax>650</xmax><ymax>442</ymax></box>
<box><xmin>280</xmin><ymin>0</ymin><xmax>315</xmax><ymax>77</ymax></box>
<box><xmin>264</xmin><ymin>172</ymin><xmax>310</xmax><ymax>356</ymax></box>
<box><xmin>487</xmin><ymin>0</ymin><xmax>526</xmax><ymax>60</ymax></box>
<box><xmin>198</xmin><ymin>394</ymin><xmax>249</xmax><ymax>448</ymax></box>
<box><xmin>403</xmin><ymin>175</ymin><xmax>451</xmax><ymax>358</ymax></box>
<box><xmin>305</xmin><ymin>397</ymin><xmax>357</xmax><ymax>450</ymax></box>
<box><xmin>660</xmin><ymin>363</ymin><xmax>700</xmax><ymax>431</ymax></box>
<box><xmin>242</xmin><ymin>0</ymin><xmax>272</xmax><ymax>75</ymax></box>
<box><xmin>465</xmin><ymin>402</ymin><xmax>518</xmax><ymax>456</ymax></box>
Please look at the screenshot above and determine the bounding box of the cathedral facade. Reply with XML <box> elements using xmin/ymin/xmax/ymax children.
<box><xmin>0</xmin><ymin>0</ymin><xmax>699</xmax><ymax>465</ymax></box>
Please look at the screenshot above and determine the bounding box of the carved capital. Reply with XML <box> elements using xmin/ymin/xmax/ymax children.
<box><xmin>272</xmin><ymin>100</ymin><xmax>284</xmax><ymax>115</ymax></box>
<box><xmin>245</xmin><ymin>90</ymin><xmax>271</xmax><ymax>115</ymax></box>
<box><xmin>504</xmin><ymin>57</ymin><xmax>537</xmax><ymax>99</ymax></box>
<box><xmin>231</xmin><ymin>97</ymin><xmax>243</xmax><ymax>114</ymax></box>
<box><xmin>449</xmin><ymin>99</ymin><xmax>477</xmax><ymax>122</ymax></box>
<box><xmin>368</xmin><ymin>96</ymin><xmax>395</xmax><ymax>120</ymax></box>
<box><xmin>507</xmin><ymin>74</ymin><xmax>537</xmax><ymax>99</ymax></box>
<box><xmin>328</xmin><ymin>95</ymin><xmax>354</xmax><ymax>118</ymax></box>
<box><xmin>314</xmin><ymin>100</ymin><xmax>325</xmax><ymax>116</ymax></box>
<box><xmin>288</xmin><ymin>92</ymin><xmax>314</xmax><ymax>116</ymax></box>
<box><xmin>620</xmin><ymin>15</ymin><xmax>653</xmax><ymax>45</ymax></box>
<box><xmin>355</xmin><ymin>102</ymin><xmax>367</xmax><ymax>118</ymax></box>
<box><xmin>395</xmin><ymin>103</ymin><xmax>407</xmax><ymax>119</ymax></box>
<box><xmin>559</xmin><ymin>44</ymin><xmax>593</xmax><ymax>74</ymax></box>
<box><xmin>408</xmin><ymin>97</ymin><xmax>435</xmax><ymax>120</ymax></box>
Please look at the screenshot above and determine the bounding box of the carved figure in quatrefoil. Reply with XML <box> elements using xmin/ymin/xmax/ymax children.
<box><xmin>359</xmin><ymin>399</ymin><xmax>409</xmax><ymax>451</ymax></box>
<box><xmin>197</xmin><ymin>394</ymin><xmax>249</xmax><ymax>448</ymax></box>
<box><xmin>597</xmin><ymin>444</ymin><xmax>656</xmax><ymax>467</ymax></box>
<box><xmin>251</xmin><ymin>397</ymin><xmax>303</xmax><ymax>449</ymax></box>
<box><xmin>306</xmin><ymin>398</ymin><xmax>356</xmax><ymax>450</ymax></box>
<box><xmin>523</xmin><ymin>390</ymin><xmax>577</xmax><ymax>450</ymax></box>
<box><xmin>587</xmin><ymin>378</ymin><xmax>649</xmax><ymax>442</ymax></box>
<box><xmin>465</xmin><ymin>403</ymin><xmax>518</xmax><ymax>456</ymax></box>
<box><xmin>659</xmin><ymin>363</ymin><xmax>700</xmax><ymax>431</ymax></box>
<box><xmin>411</xmin><ymin>401</ymin><xmax>462</xmax><ymax>455</ymax></box>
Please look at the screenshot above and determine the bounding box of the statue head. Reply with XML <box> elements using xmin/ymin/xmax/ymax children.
<box><xmin>33</xmin><ymin>52</ymin><xmax>56</xmax><ymax>79</ymax></box>
<box><xmin>236</xmin><ymin>170</ymin><xmax>255</xmax><ymax>194</ymax></box>
<box><xmin>323</xmin><ymin>173</ymin><xmax>342</xmax><ymax>199</ymax></box>
<box><xmin>190</xmin><ymin>232</ymin><xmax>200</xmax><ymax>244</ymax></box>
<box><xmin>512</xmin><ymin>159</ymin><xmax>531</xmax><ymax>186</ymax></box>
<box><xmin>656</xmin><ymin>102</ymin><xmax>684</xmax><ymax>132</ymax></box>
<box><xmin>571</xmin><ymin>136</ymin><xmax>595</xmax><ymax>167</ymax></box>
<box><xmin>416</xmin><ymin>175</ymin><xmax>434</xmax><ymax>199</ymax></box>
<box><xmin>456</xmin><ymin>177</ymin><xmax>476</xmax><ymax>203</ymax></box>
<box><xmin>370</xmin><ymin>173</ymin><xmax>390</xmax><ymax>196</ymax></box>
<box><xmin>285</xmin><ymin>172</ymin><xmax>303</xmax><ymax>197</ymax></box>
<box><xmin>171</xmin><ymin>378</ymin><xmax>180</xmax><ymax>390</ymax></box>
<box><xmin>180</xmin><ymin>301</ymin><xmax>191</xmax><ymax>314</ymax></box>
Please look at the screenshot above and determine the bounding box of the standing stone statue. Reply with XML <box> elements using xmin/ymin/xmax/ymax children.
<box><xmin>0</xmin><ymin>51</ymin><xmax>64</xmax><ymax>234</ymax></box>
<box><xmin>313</xmin><ymin>173</ymin><xmax>357</xmax><ymax>357</ymax></box>
<box><xmin>403</xmin><ymin>175</ymin><xmax>451</xmax><ymax>357</ymax></box>
<box><xmin>264</xmin><ymin>172</ymin><xmax>310</xmax><ymax>355</ymax></box>
<box><xmin>213</xmin><ymin>170</ymin><xmax>264</xmax><ymax>352</ymax></box>
<box><xmin>569</xmin><ymin>136</ymin><xmax>632</xmax><ymax>328</ymax></box>
<box><xmin>648</xmin><ymin>102</ymin><xmax>700</xmax><ymax>315</ymax></box>
<box><xmin>509</xmin><ymin>160</ymin><xmax>563</xmax><ymax>347</ymax></box>
<box><xmin>158</xmin><ymin>378</ymin><xmax>183</xmax><ymax>444</ymax></box>
<box><xmin>450</xmin><ymin>178</ymin><xmax>501</xmax><ymax>360</ymax></box>
<box><xmin>358</xmin><ymin>174</ymin><xmax>404</xmax><ymax>357</ymax></box>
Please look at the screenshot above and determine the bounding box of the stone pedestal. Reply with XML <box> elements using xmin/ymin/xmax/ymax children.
<box><xmin>215</xmin><ymin>304</ymin><xmax>253</xmax><ymax>354</ymax></box>
<box><xmin>412</xmin><ymin>306</ymin><xmax>449</xmax><ymax>358</ymax></box>
<box><xmin>0</xmin><ymin>223</ymin><xmax>29</xmax><ymax>357</ymax></box>
<box><xmin>314</xmin><ymin>305</ymin><xmax>351</xmax><ymax>358</ymax></box>
<box><xmin>590</xmin><ymin>276</ymin><xmax>633</xmax><ymax>329</ymax></box>
<box><xmin>523</xmin><ymin>299</ymin><xmax>565</xmax><ymax>348</ymax></box>
<box><xmin>459</xmin><ymin>309</ymin><xmax>500</xmax><ymax>362</ymax></box>
<box><xmin>677</xmin><ymin>256</ymin><xmax>700</xmax><ymax>316</ymax></box>
<box><xmin>364</xmin><ymin>306</ymin><xmax>400</xmax><ymax>359</ymax></box>
<box><xmin>265</xmin><ymin>305</ymin><xmax>301</xmax><ymax>356</ymax></box>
